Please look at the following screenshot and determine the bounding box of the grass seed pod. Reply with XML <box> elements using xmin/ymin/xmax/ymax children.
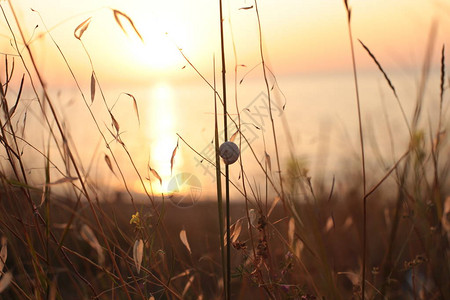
<box><xmin>219</xmin><ymin>141</ymin><xmax>240</xmax><ymax>165</ymax></box>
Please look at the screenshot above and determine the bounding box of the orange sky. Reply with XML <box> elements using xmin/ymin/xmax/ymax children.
<box><xmin>1</xmin><ymin>0</ymin><xmax>449</xmax><ymax>86</ymax></box>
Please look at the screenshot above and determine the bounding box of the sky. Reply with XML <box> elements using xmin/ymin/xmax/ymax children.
<box><xmin>1</xmin><ymin>0</ymin><xmax>449</xmax><ymax>85</ymax></box>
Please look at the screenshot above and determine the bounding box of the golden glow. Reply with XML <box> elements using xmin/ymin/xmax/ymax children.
<box><xmin>165</xmin><ymin>173</ymin><xmax>202</xmax><ymax>205</ymax></box>
<box><xmin>6</xmin><ymin>0</ymin><xmax>447</xmax><ymax>82</ymax></box>
<box><xmin>146</xmin><ymin>82</ymin><xmax>181</xmax><ymax>193</ymax></box>
<box><xmin>124</xmin><ymin>11</ymin><xmax>186</xmax><ymax>71</ymax></box>
<box><xmin>3</xmin><ymin>0</ymin><xmax>449</xmax><ymax>197</ymax></box>
<box><xmin>129</xmin><ymin>33</ymin><xmax>183</xmax><ymax>70</ymax></box>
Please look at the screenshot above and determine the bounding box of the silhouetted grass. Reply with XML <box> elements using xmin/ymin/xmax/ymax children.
<box><xmin>0</xmin><ymin>1</ymin><xmax>449</xmax><ymax>299</ymax></box>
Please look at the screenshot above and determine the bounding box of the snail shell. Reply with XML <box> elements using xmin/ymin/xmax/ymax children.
<box><xmin>219</xmin><ymin>141</ymin><xmax>240</xmax><ymax>165</ymax></box>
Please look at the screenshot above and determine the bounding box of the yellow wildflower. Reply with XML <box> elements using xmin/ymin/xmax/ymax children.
<box><xmin>130</xmin><ymin>212</ymin><xmax>140</xmax><ymax>225</ymax></box>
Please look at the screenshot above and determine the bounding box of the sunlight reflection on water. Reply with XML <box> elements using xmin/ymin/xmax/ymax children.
<box><xmin>16</xmin><ymin>69</ymin><xmax>445</xmax><ymax>202</ymax></box>
<box><xmin>147</xmin><ymin>83</ymin><xmax>179</xmax><ymax>180</ymax></box>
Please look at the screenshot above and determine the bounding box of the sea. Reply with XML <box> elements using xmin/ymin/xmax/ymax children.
<box><xmin>11</xmin><ymin>67</ymin><xmax>447</xmax><ymax>203</ymax></box>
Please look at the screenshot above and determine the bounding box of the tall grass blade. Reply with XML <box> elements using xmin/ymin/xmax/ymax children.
<box><xmin>170</xmin><ymin>139</ymin><xmax>179</xmax><ymax>176</ymax></box>
<box><xmin>218</xmin><ymin>1</ymin><xmax>231</xmax><ymax>296</ymax></box>
<box><xmin>110</xmin><ymin>112</ymin><xmax>120</xmax><ymax>133</ymax></box>
<box><xmin>440</xmin><ymin>45</ymin><xmax>445</xmax><ymax>107</ymax></box>
<box><xmin>358</xmin><ymin>40</ymin><xmax>398</xmax><ymax>99</ymax></box>
<box><xmin>230</xmin><ymin>218</ymin><xmax>243</xmax><ymax>244</ymax></box>
<box><xmin>80</xmin><ymin>224</ymin><xmax>105</xmax><ymax>265</ymax></box>
<box><xmin>74</xmin><ymin>17</ymin><xmax>91</xmax><ymax>40</ymax></box>
<box><xmin>8</xmin><ymin>74</ymin><xmax>24</xmax><ymax>118</ymax></box>
<box><xmin>253</xmin><ymin>0</ymin><xmax>286</xmax><ymax>217</ymax></box>
<box><xmin>358</xmin><ymin>39</ymin><xmax>412</xmax><ymax>135</ymax></box>
<box><xmin>294</xmin><ymin>240</ymin><xmax>304</xmax><ymax>260</ymax></box>
<box><xmin>112</xmin><ymin>9</ymin><xmax>143</xmax><ymax>42</ymax></box>
<box><xmin>324</xmin><ymin>216</ymin><xmax>334</xmax><ymax>233</ymax></box>
<box><xmin>133</xmin><ymin>239</ymin><xmax>144</xmax><ymax>274</ymax></box>
<box><xmin>343</xmin><ymin>2</ymin><xmax>367</xmax><ymax>298</ymax></box>
<box><xmin>442</xmin><ymin>196</ymin><xmax>450</xmax><ymax>234</ymax></box>
<box><xmin>265</xmin><ymin>151</ymin><xmax>272</xmax><ymax>172</ymax></box>
<box><xmin>213</xmin><ymin>56</ymin><xmax>226</xmax><ymax>299</ymax></box>
<box><xmin>0</xmin><ymin>272</ymin><xmax>12</xmax><ymax>293</ymax></box>
<box><xmin>438</xmin><ymin>44</ymin><xmax>445</xmax><ymax>143</ymax></box>
<box><xmin>179</xmin><ymin>229</ymin><xmax>191</xmax><ymax>254</ymax></box>
<box><xmin>248</xmin><ymin>209</ymin><xmax>257</xmax><ymax>228</ymax></box>
<box><xmin>20</xmin><ymin>111</ymin><xmax>27</xmax><ymax>137</ymax></box>
<box><xmin>171</xmin><ymin>269</ymin><xmax>191</xmax><ymax>281</ymax></box>
<box><xmin>49</xmin><ymin>276</ymin><xmax>57</xmax><ymax>300</ymax></box>
<box><xmin>230</xmin><ymin>130</ymin><xmax>238</xmax><ymax>142</ymax></box>
<box><xmin>104</xmin><ymin>154</ymin><xmax>116</xmax><ymax>176</ymax></box>
<box><xmin>125</xmin><ymin>93</ymin><xmax>140</xmax><ymax>126</ymax></box>
<box><xmin>46</xmin><ymin>176</ymin><xmax>78</xmax><ymax>186</ymax></box>
<box><xmin>181</xmin><ymin>275</ymin><xmax>194</xmax><ymax>298</ymax></box>
<box><xmin>0</xmin><ymin>237</ymin><xmax>7</xmax><ymax>274</ymax></box>
<box><xmin>343</xmin><ymin>0</ymin><xmax>351</xmax><ymax>21</ymax></box>
<box><xmin>90</xmin><ymin>72</ymin><xmax>95</xmax><ymax>104</ymax></box>
<box><xmin>267</xmin><ymin>196</ymin><xmax>281</xmax><ymax>218</ymax></box>
<box><xmin>412</xmin><ymin>21</ymin><xmax>437</xmax><ymax>130</ymax></box>
<box><xmin>288</xmin><ymin>217</ymin><xmax>295</xmax><ymax>247</ymax></box>
<box><xmin>149</xmin><ymin>166</ymin><xmax>162</xmax><ymax>186</ymax></box>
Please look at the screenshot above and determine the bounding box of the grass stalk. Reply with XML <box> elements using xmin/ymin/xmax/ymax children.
<box><xmin>218</xmin><ymin>0</ymin><xmax>231</xmax><ymax>299</ymax></box>
<box><xmin>0</xmin><ymin>1</ymin><xmax>448</xmax><ymax>299</ymax></box>
<box><xmin>343</xmin><ymin>2</ymin><xmax>367</xmax><ymax>298</ymax></box>
<box><xmin>227</xmin><ymin>7</ymin><xmax>260</xmax><ymax>284</ymax></box>
<box><xmin>5</xmin><ymin>2</ymin><xmax>134</xmax><ymax>297</ymax></box>
<box><xmin>213</xmin><ymin>56</ymin><xmax>226</xmax><ymax>298</ymax></box>
<box><xmin>253</xmin><ymin>0</ymin><xmax>286</xmax><ymax>205</ymax></box>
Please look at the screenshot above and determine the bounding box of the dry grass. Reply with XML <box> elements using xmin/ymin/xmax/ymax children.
<box><xmin>0</xmin><ymin>1</ymin><xmax>449</xmax><ymax>299</ymax></box>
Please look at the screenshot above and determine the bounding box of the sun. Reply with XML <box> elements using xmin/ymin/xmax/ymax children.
<box><xmin>119</xmin><ymin>4</ymin><xmax>188</xmax><ymax>72</ymax></box>
<box><xmin>128</xmin><ymin>31</ymin><xmax>184</xmax><ymax>71</ymax></box>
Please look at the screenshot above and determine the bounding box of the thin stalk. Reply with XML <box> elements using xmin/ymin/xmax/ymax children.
<box><xmin>218</xmin><ymin>0</ymin><xmax>231</xmax><ymax>299</ymax></box>
<box><xmin>343</xmin><ymin>2</ymin><xmax>367</xmax><ymax>298</ymax></box>
<box><xmin>253</xmin><ymin>0</ymin><xmax>286</xmax><ymax>207</ymax></box>
<box><xmin>174</xmin><ymin>43</ymin><xmax>284</xmax><ymax>198</ymax></box>
<box><xmin>6</xmin><ymin>2</ymin><xmax>131</xmax><ymax>297</ymax></box>
<box><xmin>228</xmin><ymin>8</ymin><xmax>260</xmax><ymax>288</ymax></box>
<box><xmin>434</xmin><ymin>44</ymin><xmax>445</xmax><ymax>217</ymax></box>
<box><xmin>0</xmin><ymin>5</ymin><xmax>99</xmax><ymax>296</ymax></box>
<box><xmin>213</xmin><ymin>57</ymin><xmax>226</xmax><ymax>298</ymax></box>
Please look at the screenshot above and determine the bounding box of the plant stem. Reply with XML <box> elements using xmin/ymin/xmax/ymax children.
<box><xmin>218</xmin><ymin>0</ymin><xmax>231</xmax><ymax>299</ymax></box>
<box><xmin>253</xmin><ymin>0</ymin><xmax>286</xmax><ymax>206</ymax></box>
<box><xmin>213</xmin><ymin>56</ymin><xmax>227</xmax><ymax>299</ymax></box>
<box><xmin>6</xmin><ymin>2</ymin><xmax>131</xmax><ymax>297</ymax></box>
<box><xmin>344</xmin><ymin>3</ymin><xmax>367</xmax><ymax>298</ymax></box>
